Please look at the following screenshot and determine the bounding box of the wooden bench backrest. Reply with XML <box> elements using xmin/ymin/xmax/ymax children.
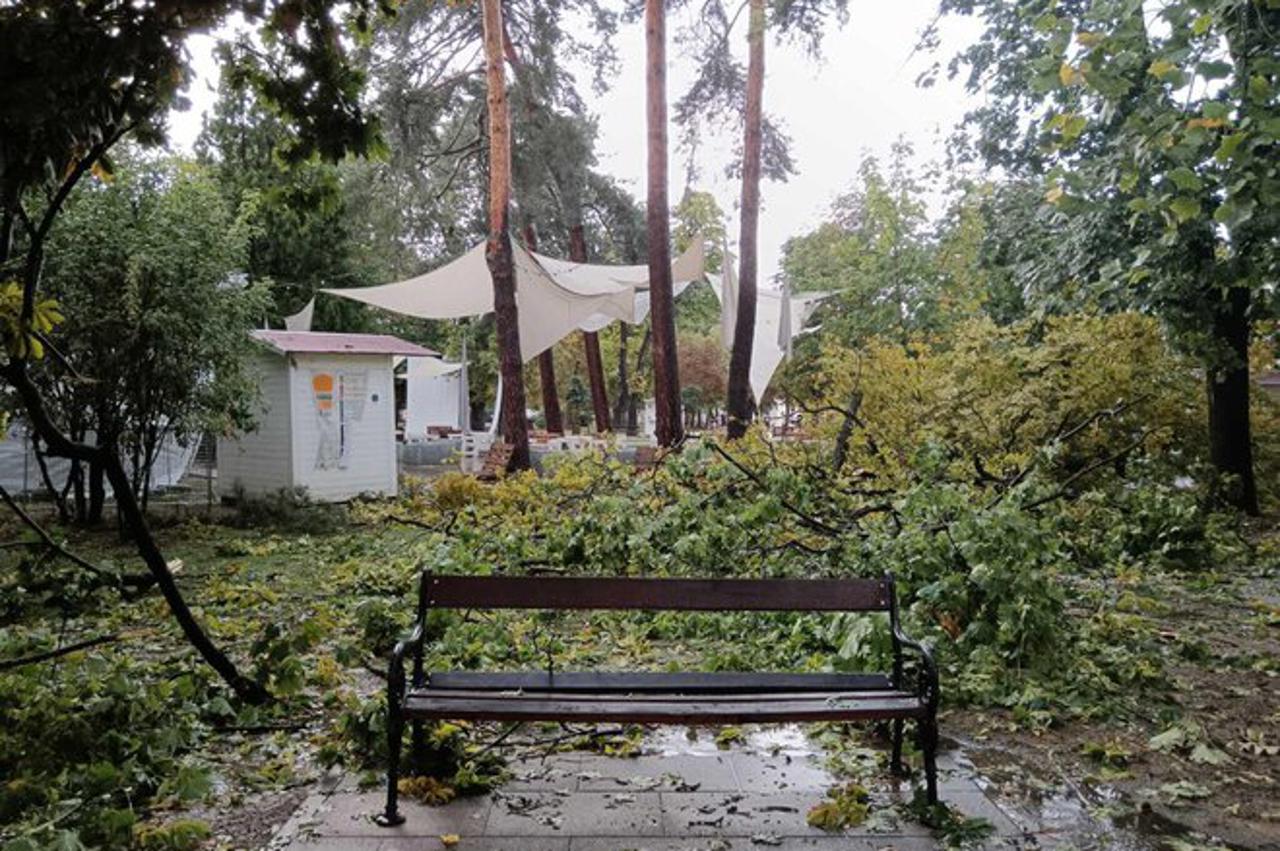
<box><xmin>423</xmin><ymin>574</ymin><xmax>892</xmax><ymax>612</ymax></box>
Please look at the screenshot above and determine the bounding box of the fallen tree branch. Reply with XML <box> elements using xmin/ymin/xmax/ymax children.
<box><xmin>1020</xmin><ymin>429</ymin><xmax>1159</xmax><ymax>512</ymax></box>
<box><xmin>707</xmin><ymin>441</ymin><xmax>843</xmax><ymax>537</ymax></box>
<box><xmin>981</xmin><ymin>399</ymin><xmax>1143</xmax><ymax>512</ymax></box>
<box><xmin>0</xmin><ymin>632</ymin><xmax>119</xmax><ymax>671</ymax></box>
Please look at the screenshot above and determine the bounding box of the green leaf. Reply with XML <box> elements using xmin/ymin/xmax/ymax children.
<box><xmin>164</xmin><ymin>763</ymin><xmax>213</xmax><ymax>802</ymax></box>
<box><xmin>1192</xmin><ymin>13</ymin><xmax>1213</xmax><ymax>35</ymax></box>
<box><xmin>1213</xmin><ymin>198</ymin><xmax>1255</xmax><ymax>229</ymax></box>
<box><xmin>1168</xmin><ymin>197</ymin><xmax>1201</xmax><ymax>223</ymax></box>
<box><xmin>1198</xmin><ymin>61</ymin><xmax>1233</xmax><ymax>80</ymax></box>
<box><xmin>1248</xmin><ymin>75</ymin><xmax>1272</xmax><ymax>104</ymax></box>
<box><xmin>1148</xmin><ymin>59</ymin><xmax>1179</xmax><ymax>80</ymax></box>
<box><xmin>1189</xmin><ymin>743</ymin><xmax>1231</xmax><ymax>766</ymax></box>
<box><xmin>1160</xmin><ymin>780</ymin><xmax>1212</xmax><ymax>802</ymax></box>
<box><xmin>1150</xmin><ymin>723</ymin><xmax>1197</xmax><ymax>752</ymax></box>
<box><xmin>43</xmin><ymin>833</ymin><xmax>87</xmax><ymax>851</ymax></box>
<box><xmin>1202</xmin><ymin>102</ymin><xmax>1230</xmax><ymax>120</ymax></box>
<box><xmin>1214</xmin><ymin>132</ymin><xmax>1247</xmax><ymax>162</ymax></box>
<box><xmin>1167</xmin><ymin>167</ymin><xmax>1201</xmax><ymax>192</ymax></box>
<box><xmin>1</xmin><ymin>839</ymin><xmax>42</xmax><ymax>851</ymax></box>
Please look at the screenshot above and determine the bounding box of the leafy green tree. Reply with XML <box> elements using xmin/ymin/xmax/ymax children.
<box><xmin>37</xmin><ymin>154</ymin><xmax>270</xmax><ymax>521</ymax></box>
<box><xmin>940</xmin><ymin>0</ymin><xmax>1280</xmax><ymax>513</ymax></box>
<box><xmin>196</xmin><ymin>72</ymin><xmax>374</xmax><ymax>330</ymax></box>
<box><xmin>673</xmin><ymin>189</ymin><xmax>727</xmax><ymax>336</ymax></box>
<box><xmin>356</xmin><ymin>0</ymin><xmax>620</xmax><ymax>452</ymax></box>
<box><xmin>781</xmin><ymin>146</ymin><xmax>952</xmax><ymax>347</ymax></box>
<box><xmin>0</xmin><ymin>0</ymin><xmax>384</xmax><ymax>703</ymax></box>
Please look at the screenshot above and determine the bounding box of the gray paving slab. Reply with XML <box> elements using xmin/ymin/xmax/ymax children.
<box><xmin>270</xmin><ymin>724</ymin><xmax>1136</xmax><ymax>851</ymax></box>
<box><xmin>383</xmin><ymin>839</ymin><xmax>569</xmax><ymax>851</ymax></box>
<box><xmin>729</xmin><ymin>751</ymin><xmax>834</xmax><ymax>793</ymax></box>
<box><xmin>503</xmin><ymin>758</ymin><xmax>584</xmax><ymax>792</ymax></box>
<box><xmin>484</xmin><ymin>790</ymin><xmax>664</xmax><ymax>837</ymax></box>
<box><xmin>659</xmin><ymin>790</ymin><xmax>829</xmax><ymax>838</ymax></box>
<box><xmin>569</xmin><ymin>839</ymin><xmax>941</xmax><ymax>850</ymax></box>
<box><xmin>310</xmin><ymin>791</ymin><xmax>492</xmax><ymax>838</ymax></box>
<box><xmin>574</xmin><ymin>753</ymin><xmax>740</xmax><ymax>792</ymax></box>
<box><xmin>943</xmin><ymin>791</ymin><xmax>1024</xmax><ymax>837</ymax></box>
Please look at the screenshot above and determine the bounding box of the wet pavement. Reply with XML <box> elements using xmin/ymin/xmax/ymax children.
<box><xmin>269</xmin><ymin>726</ymin><xmax>1152</xmax><ymax>850</ymax></box>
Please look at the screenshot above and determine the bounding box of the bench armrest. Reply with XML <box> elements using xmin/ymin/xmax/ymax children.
<box><xmin>386</xmin><ymin>620</ymin><xmax>425</xmax><ymax>710</ymax></box>
<box><xmin>388</xmin><ymin>568</ymin><xmax>435</xmax><ymax>707</ymax></box>
<box><xmin>892</xmin><ymin>623</ymin><xmax>939</xmax><ymax>713</ymax></box>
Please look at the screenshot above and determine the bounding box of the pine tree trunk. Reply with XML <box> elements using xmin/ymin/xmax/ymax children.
<box><xmin>726</xmin><ymin>0</ymin><xmax>765</xmax><ymax>440</ymax></box>
<box><xmin>523</xmin><ymin>224</ymin><xmax>564</xmax><ymax>434</ymax></box>
<box><xmin>613</xmin><ymin>321</ymin><xmax>630</xmax><ymax>430</ymax></box>
<box><xmin>1208</xmin><ymin>286</ymin><xmax>1258</xmax><ymax>515</ymax></box>
<box><xmin>568</xmin><ymin>224</ymin><xmax>612</xmax><ymax>432</ymax></box>
<box><xmin>645</xmin><ymin>0</ymin><xmax>683</xmax><ymax>447</ymax></box>
<box><xmin>481</xmin><ymin>0</ymin><xmax>530</xmax><ymax>470</ymax></box>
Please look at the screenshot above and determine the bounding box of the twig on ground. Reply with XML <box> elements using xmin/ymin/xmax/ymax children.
<box><xmin>0</xmin><ymin>632</ymin><xmax>119</xmax><ymax>671</ymax></box>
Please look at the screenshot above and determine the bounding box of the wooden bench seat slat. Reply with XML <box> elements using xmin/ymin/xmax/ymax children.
<box><xmin>411</xmin><ymin>688</ymin><xmax>914</xmax><ymax>704</ymax></box>
<box><xmin>425</xmin><ymin>671</ymin><xmax>894</xmax><ymax>694</ymax></box>
<box><xmin>403</xmin><ymin>693</ymin><xmax>924</xmax><ymax>724</ymax></box>
<box><xmin>426</xmin><ymin>575</ymin><xmax>890</xmax><ymax>611</ymax></box>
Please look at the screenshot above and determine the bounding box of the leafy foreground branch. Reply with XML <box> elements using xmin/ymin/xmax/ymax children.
<box><xmin>2</xmin><ymin>361</ymin><xmax>269</xmax><ymax>706</ymax></box>
<box><xmin>0</xmin><ymin>483</ymin><xmax>153</xmax><ymax>598</ymax></box>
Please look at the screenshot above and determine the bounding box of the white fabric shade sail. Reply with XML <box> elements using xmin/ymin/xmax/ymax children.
<box><xmin>322</xmin><ymin>239</ymin><xmax>707</xmax><ymax>362</ymax></box>
<box><xmin>284</xmin><ymin>298</ymin><xmax>315</xmax><ymax>332</ymax></box>
<box><xmin>711</xmin><ymin>252</ymin><xmax>829</xmax><ymax>402</ymax></box>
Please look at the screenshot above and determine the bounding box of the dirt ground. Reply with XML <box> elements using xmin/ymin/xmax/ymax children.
<box><xmin>948</xmin><ymin>565</ymin><xmax>1280</xmax><ymax>851</ymax></box>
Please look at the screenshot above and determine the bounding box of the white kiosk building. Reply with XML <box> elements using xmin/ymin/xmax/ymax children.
<box><xmin>218</xmin><ymin>330</ymin><xmax>436</xmax><ymax>502</ymax></box>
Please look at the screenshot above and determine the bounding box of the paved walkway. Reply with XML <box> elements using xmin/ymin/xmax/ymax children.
<box><xmin>270</xmin><ymin>726</ymin><xmax>1112</xmax><ymax>851</ymax></box>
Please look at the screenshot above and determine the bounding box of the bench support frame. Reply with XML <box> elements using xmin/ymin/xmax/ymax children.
<box><xmin>377</xmin><ymin>571</ymin><xmax>939</xmax><ymax>827</ymax></box>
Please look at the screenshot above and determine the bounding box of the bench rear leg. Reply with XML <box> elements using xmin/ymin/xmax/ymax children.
<box><xmin>918</xmin><ymin>715</ymin><xmax>939</xmax><ymax>805</ymax></box>
<box><xmin>376</xmin><ymin>701</ymin><xmax>406</xmax><ymax>827</ymax></box>
<box><xmin>890</xmin><ymin>718</ymin><xmax>905</xmax><ymax>775</ymax></box>
<box><xmin>411</xmin><ymin>719</ymin><xmax>426</xmax><ymax>775</ymax></box>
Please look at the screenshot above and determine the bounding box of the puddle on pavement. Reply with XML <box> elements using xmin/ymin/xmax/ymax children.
<box><xmin>646</xmin><ymin>724</ymin><xmax>815</xmax><ymax>759</ymax></box>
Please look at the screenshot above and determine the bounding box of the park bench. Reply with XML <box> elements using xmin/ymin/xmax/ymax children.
<box><xmin>375</xmin><ymin>572</ymin><xmax>940</xmax><ymax>827</ymax></box>
<box><xmin>475</xmin><ymin>442</ymin><xmax>515</xmax><ymax>482</ymax></box>
<box><xmin>632</xmin><ymin>445</ymin><xmax>658</xmax><ymax>471</ymax></box>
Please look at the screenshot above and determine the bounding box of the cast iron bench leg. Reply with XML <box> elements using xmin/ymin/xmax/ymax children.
<box><xmin>919</xmin><ymin>713</ymin><xmax>939</xmax><ymax>805</ymax></box>
<box><xmin>376</xmin><ymin>690</ymin><xmax>406</xmax><ymax>826</ymax></box>
<box><xmin>890</xmin><ymin>718</ymin><xmax>905</xmax><ymax>775</ymax></box>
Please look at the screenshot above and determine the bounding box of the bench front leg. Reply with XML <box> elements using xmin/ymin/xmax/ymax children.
<box><xmin>893</xmin><ymin>625</ymin><xmax>940</xmax><ymax>804</ymax></box>
<box><xmin>376</xmin><ymin>639</ymin><xmax>410</xmax><ymax>827</ymax></box>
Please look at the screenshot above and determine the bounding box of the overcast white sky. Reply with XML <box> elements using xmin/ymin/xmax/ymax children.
<box><xmin>168</xmin><ymin>2</ymin><xmax>982</xmax><ymax>287</ymax></box>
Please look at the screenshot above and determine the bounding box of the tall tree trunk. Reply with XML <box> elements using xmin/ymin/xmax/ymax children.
<box><xmin>726</xmin><ymin>0</ymin><xmax>765</xmax><ymax>440</ymax></box>
<box><xmin>31</xmin><ymin>435</ymin><xmax>69</xmax><ymax>522</ymax></box>
<box><xmin>644</xmin><ymin>0</ymin><xmax>683</xmax><ymax>447</ymax></box>
<box><xmin>87</xmin><ymin>458</ymin><xmax>105</xmax><ymax>524</ymax></box>
<box><xmin>613</xmin><ymin>321</ymin><xmax>631</xmax><ymax>430</ymax></box>
<box><xmin>568</xmin><ymin>223</ymin><xmax>611</xmax><ymax>432</ymax></box>
<box><xmin>481</xmin><ymin>0</ymin><xmax>530</xmax><ymax>471</ymax></box>
<box><xmin>1208</xmin><ymin>286</ymin><xmax>1258</xmax><ymax>515</ymax></box>
<box><xmin>522</xmin><ymin>224</ymin><xmax>564</xmax><ymax>434</ymax></box>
